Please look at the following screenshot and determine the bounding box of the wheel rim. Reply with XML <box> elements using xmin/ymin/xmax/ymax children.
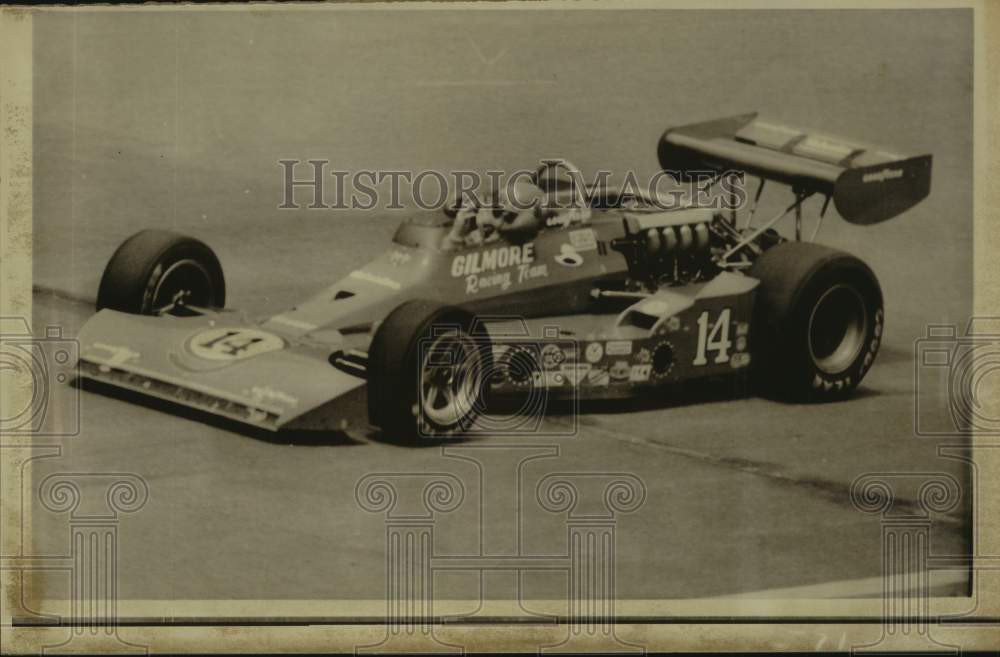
<box><xmin>151</xmin><ymin>259</ymin><xmax>215</xmax><ymax>315</ymax></box>
<box><xmin>808</xmin><ymin>283</ymin><xmax>869</xmax><ymax>375</ymax></box>
<box><xmin>418</xmin><ymin>329</ymin><xmax>485</xmax><ymax>429</ymax></box>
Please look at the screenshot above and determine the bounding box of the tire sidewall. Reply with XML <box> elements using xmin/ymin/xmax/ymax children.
<box><xmin>97</xmin><ymin>230</ymin><xmax>225</xmax><ymax>314</ymax></box>
<box><xmin>776</xmin><ymin>256</ymin><xmax>883</xmax><ymax>399</ymax></box>
<box><xmin>368</xmin><ymin>301</ymin><xmax>491</xmax><ymax>441</ymax></box>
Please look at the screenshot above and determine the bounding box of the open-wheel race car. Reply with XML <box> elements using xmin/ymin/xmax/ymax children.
<box><xmin>76</xmin><ymin>113</ymin><xmax>933</xmax><ymax>440</ymax></box>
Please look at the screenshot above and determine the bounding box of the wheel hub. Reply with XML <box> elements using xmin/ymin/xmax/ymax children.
<box><xmin>419</xmin><ymin>332</ymin><xmax>485</xmax><ymax>428</ymax></box>
<box><xmin>808</xmin><ymin>284</ymin><xmax>868</xmax><ymax>375</ymax></box>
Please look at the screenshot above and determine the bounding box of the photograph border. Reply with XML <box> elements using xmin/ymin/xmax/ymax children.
<box><xmin>2</xmin><ymin>0</ymin><xmax>997</xmax><ymax>652</ymax></box>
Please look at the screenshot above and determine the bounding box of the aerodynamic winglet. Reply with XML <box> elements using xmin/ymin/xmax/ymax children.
<box><xmin>658</xmin><ymin>113</ymin><xmax>932</xmax><ymax>225</ymax></box>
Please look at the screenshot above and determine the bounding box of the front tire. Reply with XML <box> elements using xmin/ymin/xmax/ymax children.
<box><xmin>96</xmin><ymin>229</ymin><xmax>225</xmax><ymax>315</ymax></box>
<box><xmin>748</xmin><ymin>242</ymin><xmax>883</xmax><ymax>400</ymax></box>
<box><xmin>368</xmin><ymin>300</ymin><xmax>492</xmax><ymax>441</ymax></box>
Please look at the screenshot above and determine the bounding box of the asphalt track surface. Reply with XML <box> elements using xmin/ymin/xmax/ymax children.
<box><xmin>26</xmin><ymin>10</ymin><xmax>973</xmax><ymax>602</ymax></box>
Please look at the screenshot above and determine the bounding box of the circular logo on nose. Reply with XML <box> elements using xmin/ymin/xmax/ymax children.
<box><xmin>189</xmin><ymin>328</ymin><xmax>284</xmax><ymax>361</ymax></box>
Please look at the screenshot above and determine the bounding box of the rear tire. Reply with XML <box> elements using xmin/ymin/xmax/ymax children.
<box><xmin>748</xmin><ymin>242</ymin><xmax>883</xmax><ymax>401</ymax></box>
<box><xmin>368</xmin><ymin>300</ymin><xmax>492</xmax><ymax>441</ymax></box>
<box><xmin>96</xmin><ymin>230</ymin><xmax>225</xmax><ymax>315</ymax></box>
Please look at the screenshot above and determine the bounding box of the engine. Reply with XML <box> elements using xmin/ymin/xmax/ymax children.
<box><xmin>610</xmin><ymin>207</ymin><xmax>722</xmax><ymax>288</ymax></box>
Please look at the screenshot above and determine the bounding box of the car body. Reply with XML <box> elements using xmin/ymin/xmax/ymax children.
<box><xmin>75</xmin><ymin>113</ymin><xmax>932</xmax><ymax>438</ymax></box>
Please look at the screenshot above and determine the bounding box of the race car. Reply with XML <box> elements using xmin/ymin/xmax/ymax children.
<box><xmin>75</xmin><ymin>113</ymin><xmax>933</xmax><ymax>440</ymax></box>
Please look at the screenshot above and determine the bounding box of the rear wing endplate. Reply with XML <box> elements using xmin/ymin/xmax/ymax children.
<box><xmin>658</xmin><ymin>113</ymin><xmax>932</xmax><ymax>225</ymax></box>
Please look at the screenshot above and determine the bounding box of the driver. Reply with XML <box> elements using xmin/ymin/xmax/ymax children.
<box><xmin>440</xmin><ymin>179</ymin><xmax>553</xmax><ymax>249</ymax></box>
<box><xmin>441</xmin><ymin>200</ymin><xmax>479</xmax><ymax>251</ymax></box>
<box><xmin>533</xmin><ymin>159</ymin><xmax>591</xmax><ymax>227</ymax></box>
<box><xmin>495</xmin><ymin>179</ymin><xmax>546</xmax><ymax>244</ymax></box>
<box><xmin>441</xmin><ymin>180</ymin><xmax>572</xmax><ymax>251</ymax></box>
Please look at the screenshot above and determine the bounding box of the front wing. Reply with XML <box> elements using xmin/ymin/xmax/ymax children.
<box><xmin>76</xmin><ymin>310</ymin><xmax>366</xmax><ymax>431</ymax></box>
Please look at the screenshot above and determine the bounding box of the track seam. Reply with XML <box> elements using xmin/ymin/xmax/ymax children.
<box><xmin>32</xmin><ymin>283</ymin><xmax>95</xmax><ymax>310</ymax></box>
<box><xmin>553</xmin><ymin>417</ymin><xmax>965</xmax><ymax>528</ymax></box>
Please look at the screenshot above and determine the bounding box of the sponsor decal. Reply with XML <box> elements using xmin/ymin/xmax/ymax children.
<box><xmin>554</xmin><ymin>243</ymin><xmax>584</xmax><ymax>267</ymax></box>
<box><xmin>189</xmin><ymin>327</ymin><xmax>284</xmax><ymax>361</ymax></box>
<box><xmin>629</xmin><ymin>364</ymin><xmax>652</xmax><ymax>382</ymax></box>
<box><xmin>735</xmin><ymin>322</ymin><xmax>749</xmax><ymax>337</ymax></box>
<box><xmin>568</xmin><ymin>228</ymin><xmax>598</xmax><ymax>252</ymax></box>
<box><xmin>560</xmin><ymin>363</ymin><xmax>591</xmax><ymax>386</ymax></box>
<box><xmin>635</xmin><ymin>347</ymin><xmax>652</xmax><ymax>365</ymax></box>
<box><xmin>584</xmin><ymin>341</ymin><xmax>604</xmax><ymax>364</ymax></box>
<box><xmin>246</xmin><ymin>385</ymin><xmax>299</xmax><ymax>407</ymax></box>
<box><xmin>463</xmin><ymin>264</ymin><xmax>549</xmax><ymax>294</ymax></box>
<box><xmin>90</xmin><ymin>342</ymin><xmax>140</xmax><ymax>369</ymax></box>
<box><xmin>730</xmin><ymin>352</ymin><xmax>751</xmax><ymax>369</ymax></box>
<box><xmin>665</xmin><ymin>316</ymin><xmax>682</xmax><ymax>332</ymax></box>
<box><xmin>452</xmin><ymin>244</ymin><xmax>548</xmax><ymax>294</ymax></box>
<box><xmin>609</xmin><ymin>360</ymin><xmax>631</xmax><ymax>380</ymax></box>
<box><xmin>543</xmin><ymin>371</ymin><xmax>566</xmax><ymax>387</ymax></box>
<box><xmin>545</xmin><ymin>208</ymin><xmax>587</xmax><ymax>228</ymax></box>
<box><xmin>387</xmin><ymin>250</ymin><xmax>411</xmax><ymax>266</ymax></box>
<box><xmin>862</xmin><ymin>168</ymin><xmax>904</xmax><ymax>183</ymax></box>
<box><xmin>541</xmin><ymin>344</ymin><xmax>566</xmax><ymax>370</ymax></box>
<box><xmin>465</xmin><ymin>271</ymin><xmax>511</xmax><ymax>294</ymax></box>
<box><xmin>350</xmin><ymin>269</ymin><xmax>402</xmax><ymax>290</ymax></box>
<box><xmin>586</xmin><ymin>367</ymin><xmax>611</xmax><ymax>387</ymax></box>
<box><xmin>606</xmin><ymin>340</ymin><xmax>633</xmax><ymax>356</ymax></box>
<box><xmin>451</xmin><ymin>244</ymin><xmax>535</xmax><ymax>277</ymax></box>
<box><xmin>735</xmin><ymin>335</ymin><xmax>748</xmax><ymax>352</ymax></box>
<box><xmin>268</xmin><ymin>314</ymin><xmax>318</xmax><ymax>331</ymax></box>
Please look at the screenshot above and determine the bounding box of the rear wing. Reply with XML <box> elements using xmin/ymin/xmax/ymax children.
<box><xmin>658</xmin><ymin>113</ymin><xmax>932</xmax><ymax>225</ymax></box>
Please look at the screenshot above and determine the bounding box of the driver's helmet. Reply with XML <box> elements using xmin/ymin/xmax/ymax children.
<box><xmin>533</xmin><ymin>159</ymin><xmax>584</xmax><ymax>194</ymax></box>
<box><xmin>531</xmin><ymin>160</ymin><xmax>591</xmax><ymax>226</ymax></box>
